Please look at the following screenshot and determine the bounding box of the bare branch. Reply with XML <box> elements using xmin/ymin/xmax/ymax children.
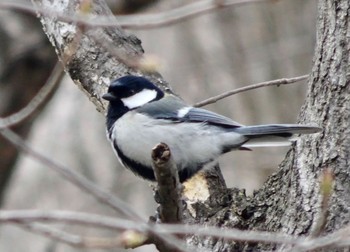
<box><xmin>0</xmin><ymin>209</ymin><xmax>298</xmax><ymax>246</ymax></box>
<box><xmin>19</xmin><ymin>223</ymin><xmax>88</xmax><ymax>247</ymax></box>
<box><xmin>0</xmin><ymin>209</ymin><xmax>296</xmax><ymax>245</ymax></box>
<box><xmin>116</xmin><ymin>0</ymin><xmax>270</xmax><ymax>30</ymax></box>
<box><xmin>4</xmin><ymin>209</ymin><xmax>350</xmax><ymax>251</ymax></box>
<box><xmin>0</xmin><ymin>210</ymin><xmax>142</xmax><ymax>231</ymax></box>
<box><xmin>293</xmin><ymin>226</ymin><xmax>350</xmax><ymax>251</ymax></box>
<box><xmin>1</xmin><ymin>0</ymin><xmax>270</xmax><ymax>30</ymax></box>
<box><xmin>193</xmin><ymin>74</ymin><xmax>309</xmax><ymax>107</ymax></box>
<box><xmin>0</xmin><ymin>63</ymin><xmax>63</xmax><ymax>129</ymax></box>
<box><xmin>160</xmin><ymin>224</ymin><xmax>300</xmax><ymax>246</ymax></box>
<box><xmin>152</xmin><ymin>143</ymin><xmax>183</xmax><ymax>224</ymax></box>
<box><xmin>161</xmin><ymin>225</ymin><xmax>350</xmax><ymax>251</ymax></box>
<box><xmin>19</xmin><ymin>222</ymin><xmax>148</xmax><ymax>249</ymax></box>
<box><xmin>151</xmin><ymin>143</ymin><xmax>184</xmax><ymax>251</ymax></box>
<box><xmin>0</xmin><ymin>129</ymin><xmax>143</xmax><ymax>221</ymax></box>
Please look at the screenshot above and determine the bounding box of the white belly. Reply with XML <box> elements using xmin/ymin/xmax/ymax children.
<box><xmin>111</xmin><ymin>112</ymin><xmax>244</xmax><ymax>171</ymax></box>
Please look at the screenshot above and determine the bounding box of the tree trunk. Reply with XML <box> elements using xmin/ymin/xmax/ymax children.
<box><xmin>186</xmin><ymin>0</ymin><xmax>350</xmax><ymax>250</ymax></box>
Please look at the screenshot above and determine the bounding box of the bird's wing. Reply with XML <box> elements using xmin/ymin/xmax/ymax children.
<box><xmin>177</xmin><ymin>107</ymin><xmax>243</xmax><ymax>127</ymax></box>
<box><xmin>137</xmin><ymin>95</ymin><xmax>242</xmax><ymax>128</ymax></box>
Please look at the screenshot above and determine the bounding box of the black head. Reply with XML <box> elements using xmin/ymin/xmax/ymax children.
<box><xmin>103</xmin><ymin>76</ymin><xmax>165</xmax><ymax>131</ymax></box>
<box><xmin>102</xmin><ymin>75</ymin><xmax>164</xmax><ymax>110</ymax></box>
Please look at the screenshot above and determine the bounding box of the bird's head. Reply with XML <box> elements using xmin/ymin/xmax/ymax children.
<box><xmin>102</xmin><ymin>75</ymin><xmax>164</xmax><ymax>110</ymax></box>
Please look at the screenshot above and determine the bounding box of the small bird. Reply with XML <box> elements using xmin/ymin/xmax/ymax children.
<box><xmin>102</xmin><ymin>75</ymin><xmax>320</xmax><ymax>182</ymax></box>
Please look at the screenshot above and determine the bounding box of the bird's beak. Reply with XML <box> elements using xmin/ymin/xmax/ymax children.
<box><xmin>102</xmin><ymin>92</ymin><xmax>117</xmax><ymax>101</ymax></box>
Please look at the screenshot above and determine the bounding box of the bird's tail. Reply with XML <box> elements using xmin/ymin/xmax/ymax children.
<box><xmin>235</xmin><ymin>124</ymin><xmax>321</xmax><ymax>148</ymax></box>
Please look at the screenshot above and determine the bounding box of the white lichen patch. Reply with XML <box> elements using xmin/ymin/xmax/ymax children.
<box><xmin>183</xmin><ymin>172</ymin><xmax>210</xmax><ymax>217</ymax></box>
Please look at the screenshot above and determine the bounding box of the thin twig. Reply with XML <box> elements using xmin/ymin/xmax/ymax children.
<box><xmin>0</xmin><ymin>209</ymin><xmax>298</xmax><ymax>245</ymax></box>
<box><xmin>193</xmin><ymin>74</ymin><xmax>309</xmax><ymax>107</ymax></box>
<box><xmin>117</xmin><ymin>0</ymin><xmax>269</xmax><ymax>30</ymax></box>
<box><xmin>19</xmin><ymin>222</ymin><xmax>146</xmax><ymax>249</ymax></box>
<box><xmin>1</xmin><ymin>0</ymin><xmax>269</xmax><ymax>30</ymax></box>
<box><xmin>4</xmin><ymin>209</ymin><xmax>350</xmax><ymax>251</ymax></box>
<box><xmin>0</xmin><ymin>63</ymin><xmax>63</xmax><ymax>129</ymax></box>
<box><xmin>293</xmin><ymin>226</ymin><xmax>350</xmax><ymax>251</ymax></box>
<box><xmin>0</xmin><ymin>210</ymin><xmax>143</xmax><ymax>231</ymax></box>
<box><xmin>19</xmin><ymin>223</ymin><xmax>87</xmax><ymax>247</ymax></box>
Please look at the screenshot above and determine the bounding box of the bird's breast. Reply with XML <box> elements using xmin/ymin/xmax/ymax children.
<box><xmin>111</xmin><ymin>111</ymin><xmax>244</xmax><ymax>172</ymax></box>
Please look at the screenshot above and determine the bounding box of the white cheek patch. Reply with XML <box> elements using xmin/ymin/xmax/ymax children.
<box><xmin>177</xmin><ymin>107</ymin><xmax>192</xmax><ymax>118</ymax></box>
<box><xmin>121</xmin><ymin>89</ymin><xmax>157</xmax><ymax>109</ymax></box>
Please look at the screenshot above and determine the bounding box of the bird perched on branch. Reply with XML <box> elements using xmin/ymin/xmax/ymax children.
<box><xmin>102</xmin><ymin>75</ymin><xmax>321</xmax><ymax>182</ymax></box>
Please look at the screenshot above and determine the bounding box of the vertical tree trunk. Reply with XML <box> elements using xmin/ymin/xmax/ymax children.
<box><xmin>186</xmin><ymin>0</ymin><xmax>350</xmax><ymax>250</ymax></box>
<box><xmin>300</xmin><ymin>0</ymin><xmax>350</xmax><ymax>235</ymax></box>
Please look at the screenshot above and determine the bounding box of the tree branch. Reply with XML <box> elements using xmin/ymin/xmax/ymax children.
<box><xmin>0</xmin><ymin>63</ymin><xmax>63</xmax><ymax>129</ymax></box>
<box><xmin>193</xmin><ymin>74</ymin><xmax>309</xmax><ymax>107</ymax></box>
<box><xmin>151</xmin><ymin>143</ymin><xmax>185</xmax><ymax>252</ymax></box>
<box><xmin>0</xmin><ymin>209</ymin><xmax>299</xmax><ymax>246</ymax></box>
<box><xmin>19</xmin><ymin>223</ymin><xmax>90</xmax><ymax>248</ymax></box>
<box><xmin>19</xmin><ymin>222</ymin><xmax>147</xmax><ymax>249</ymax></box>
<box><xmin>152</xmin><ymin>143</ymin><xmax>183</xmax><ymax>224</ymax></box>
<box><xmin>0</xmin><ymin>209</ymin><xmax>301</xmax><ymax>246</ymax></box>
<box><xmin>4</xmin><ymin>209</ymin><xmax>350</xmax><ymax>251</ymax></box>
<box><xmin>116</xmin><ymin>0</ymin><xmax>270</xmax><ymax>30</ymax></box>
<box><xmin>1</xmin><ymin>0</ymin><xmax>269</xmax><ymax>30</ymax></box>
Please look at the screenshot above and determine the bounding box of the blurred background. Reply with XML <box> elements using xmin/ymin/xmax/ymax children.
<box><xmin>0</xmin><ymin>0</ymin><xmax>317</xmax><ymax>251</ymax></box>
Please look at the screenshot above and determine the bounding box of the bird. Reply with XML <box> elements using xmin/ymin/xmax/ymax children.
<box><xmin>102</xmin><ymin>75</ymin><xmax>321</xmax><ymax>183</ymax></box>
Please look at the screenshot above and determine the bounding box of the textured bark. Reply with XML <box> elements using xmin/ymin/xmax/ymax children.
<box><xmin>28</xmin><ymin>0</ymin><xmax>349</xmax><ymax>251</ymax></box>
<box><xmin>305</xmin><ymin>0</ymin><xmax>350</xmax><ymax>235</ymax></box>
<box><xmin>186</xmin><ymin>0</ymin><xmax>350</xmax><ymax>251</ymax></box>
<box><xmin>32</xmin><ymin>0</ymin><xmax>171</xmax><ymax>114</ymax></box>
